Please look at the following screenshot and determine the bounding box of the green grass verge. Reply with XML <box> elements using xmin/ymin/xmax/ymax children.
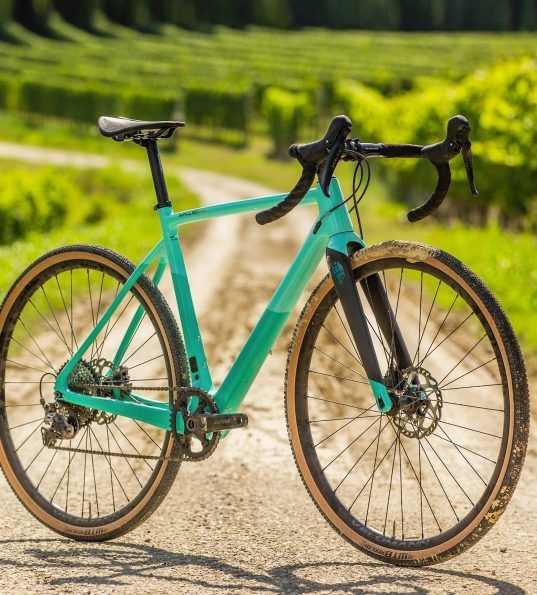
<box><xmin>0</xmin><ymin>159</ymin><xmax>198</xmax><ymax>301</ymax></box>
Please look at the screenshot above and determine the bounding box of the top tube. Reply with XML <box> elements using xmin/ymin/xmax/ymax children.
<box><xmin>166</xmin><ymin>185</ymin><xmax>323</xmax><ymax>229</ymax></box>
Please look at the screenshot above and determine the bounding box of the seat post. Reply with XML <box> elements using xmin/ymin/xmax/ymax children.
<box><xmin>143</xmin><ymin>139</ymin><xmax>172</xmax><ymax>209</ymax></box>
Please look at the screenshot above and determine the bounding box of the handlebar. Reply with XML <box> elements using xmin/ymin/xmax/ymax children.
<box><xmin>255</xmin><ymin>115</ymin><xmax>351</xmax><ymax>225</ymax></box>
<box><xmin>255</xmin><ymin>114</ymin><xmax>478</xmax><ymax>225</ymax></box>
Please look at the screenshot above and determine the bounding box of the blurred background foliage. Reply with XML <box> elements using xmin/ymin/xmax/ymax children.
<box><xmin>4</xmin><ymin>0</ymin><xmax>537</xmax><ymax>32</ymax></box>
<box><xmin>0</xmin><ymin>0</ymin><xmax>537</xmax><ymax>351</ymax></box>
<box><xmin>2</xmin><ymin>2</ymin><xmax>537</xmax><ymax>226</ymax></box>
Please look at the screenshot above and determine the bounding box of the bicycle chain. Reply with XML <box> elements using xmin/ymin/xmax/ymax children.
<box><xmin>48</xmin><ymin>383</ymin><xmax>198</xmax><ymax>462</ymax></box>
<box><xmin>48</xmin><ymin>443</ymin><xmax>182</xmax><ymax>462</ymax></box>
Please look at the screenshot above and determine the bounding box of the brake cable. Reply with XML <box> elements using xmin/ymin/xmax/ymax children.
<box><xmin>312</xmin><ymin>149</ymin><xmax>371</xmax><ymax>238</ymax></box>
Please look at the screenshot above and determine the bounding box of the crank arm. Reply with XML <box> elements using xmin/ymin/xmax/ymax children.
<box><xmin>184</xmin><ymin>412</ymin><xmax>249</xmax><ymax>434</ymax></box>
<box><xmin>326</xmin><ymin>248</ymin><xmax>394</xmax><ymax>413</ymax></box>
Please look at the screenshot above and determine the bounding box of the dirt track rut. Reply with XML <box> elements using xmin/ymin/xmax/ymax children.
<box><xmin>0</xmin><ymin>154</ymin><xmax>535</xmax><ymax>593</ymax></box>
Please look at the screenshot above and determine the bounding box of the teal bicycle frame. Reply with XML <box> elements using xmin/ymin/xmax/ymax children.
<box><xmin>54</xmin><ymin>176</ymin><xmax>394</xmax><ymax>434</ymax></box>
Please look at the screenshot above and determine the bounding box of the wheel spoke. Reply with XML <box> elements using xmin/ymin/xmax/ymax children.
<box><xmin>121</xmin><ymin>329</ymin><xmax>156</xmax><ymax>367</ymax></box>
<box><xmin>440</xmin><ymin>357</ymin><xmax>497</xmax><ymax>390</ymax></box>
<box><xmin>321</xmin><ymin>323</ymin><xmax>362</xmax><ymax>368</ymax></box>
<box><xmin>308</xmin><ymin>369</ymin><xmax>368</xmax><ymax>385</ymax></box>
<box><xmin>88</xmin><ymin>429</ymin><xmax>100</xmax><ymax>518</ymax></box>
<box><xmin>29</xmin><ymin>295</ymin><xmax>71</xmax><ymax>355</ymax></box>
<box><xmin>333</xmin><ymin>305</ymin><xmax>364</xmax><ymax>367</ymax></box>
<box><xmin>313</xmin><ymin>345</ymin><xmax>368</xmax><ymax>381</ymax></box>
<box><xmin>322</xmin><ymin>415</ymin><xmax>382</xmax><ymax>473</ymax></box>
<box><xmin>307</xmin><ymin>395</ymin><xmax>373</xmax><ymax>412</ymax></box>
<box><xmin>334</xmin><ymin>416</ymin><xmax>392</xmax><ymax>492</ymax></box>
<box><xmin>414</xmin><ymin>292</ymin><xmax>459</xmax><ymax>368</ymax></box>
<box><xmin>390</xmin><ymin>420</ymin><xmax>442</xmax><ymax>534</ymax></box>
<box><xmin>6</xmin><ymin>359</ymin><xmax>49</xmax><ymax>375</ymax></box>
<box><xmin>128</xmin><ymin>353</ymin><xmax>165</xmax><ymax>371</ymax></box>
<box><xmin>112</xmin><ymin>421</ymin><xmax>155</xmax><ymax>471</ymax></box>
<box><xmin>412</xmin><ymin>279</ymin><xmax>441</xmax><ymax>365</ymax></box>
<box><xmin>56</xmin><ymin>273</ymin><xmax>79</xmax><ymax>353</ymax></box>
<box><xmin>437</xmin><ymin>334</ymin><xmax>487</xmax><ymax>387</ymax></box>
<box><xmin>314</xmin><ymin>404</ymin><xmax>377</xmax><ymax>448</ymax></box>
<box><xmin>107</xmin><ymin>424</ymin><xmax>145</xmax><ymax>487</ymax></box>
<box><xmin>382</xmin><ymin>427</ymin><xmax>399</xmax><ymax>536</ymax></box>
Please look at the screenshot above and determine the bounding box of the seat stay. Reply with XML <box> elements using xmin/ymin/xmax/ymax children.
<box><xmin>54</xmin><ymin>241</ymin><xmax>166</xmax><ymax>395</ymax></box>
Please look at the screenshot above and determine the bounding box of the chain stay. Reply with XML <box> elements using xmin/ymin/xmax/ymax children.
<box><xmin>52</xmin><ymin>382</ymin><xmax>206</xmax><ymax>462</ymax></box>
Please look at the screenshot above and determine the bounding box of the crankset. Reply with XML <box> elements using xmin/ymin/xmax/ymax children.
<box><xmin>171</xmin><ymin>387</ymin><xmax>248</xmax><ymax>462</ymax></box>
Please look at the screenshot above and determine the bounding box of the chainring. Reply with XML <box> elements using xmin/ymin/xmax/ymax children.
<box><xmin>171</xmin><ymin>387</ymin><xmax>220</xmax><ymax>462</ymax></box>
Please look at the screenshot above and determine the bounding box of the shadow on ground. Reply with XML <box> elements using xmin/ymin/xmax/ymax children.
<box><xmin>0</xmin><ymin>539</ymin><xmax>523</xmax><ymax>594</ymax></box>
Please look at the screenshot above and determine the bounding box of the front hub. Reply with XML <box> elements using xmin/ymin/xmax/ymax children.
<box><xmin>387</xmin><ymin>366</ymin><xmax>443</xmax><ymax>439</ymax></box>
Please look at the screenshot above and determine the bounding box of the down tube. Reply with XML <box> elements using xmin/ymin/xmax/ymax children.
<box><xmin>214</xmin><ymin>229</ymin><xmax>327</xmax><ymax>413</ymax></box>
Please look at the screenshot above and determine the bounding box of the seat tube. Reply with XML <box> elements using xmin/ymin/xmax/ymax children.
<box><xmin>146</xmin><ymin>139</ymin><xmax>213</xmax><ymax>391</ymax></box>
<box><xmin>159</xmin><ymin>208</ymin><xmax>213</xmax><ymax>391</ymax></box>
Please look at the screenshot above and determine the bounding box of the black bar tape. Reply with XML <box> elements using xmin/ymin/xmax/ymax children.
<box><xmin>407</xmin><ymin>161</ymin><xmax>451</xmax><ymax>223</ymax></box>
<box><xmin>377</xmin><ymin>144</ymin><xmax>424</xmax><ymax>158</ymax></box>
<box><xmin>255</xmin><ymin>165</ymin><xmax>316</xmax><ymax>225</ymax></box>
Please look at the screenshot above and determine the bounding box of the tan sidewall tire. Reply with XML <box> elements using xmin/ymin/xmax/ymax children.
<box><xmin>0</xmin><ymin>245</ymin><xmax>188</xmax><ymax>541</ymax></box>
<box><xmin>285</xmin><ymin>241</ymin><xmax>529</xmax><ymax>566</ymax></box>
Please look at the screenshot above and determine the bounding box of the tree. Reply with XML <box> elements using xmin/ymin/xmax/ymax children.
<box><xmin>0</xmin><ymin>0</ymin><xmax>12</xmax><ymax>30</ymax></box>
<box><xmin>508</xmin><ymin>0</ymin><xmax>524</xmax><ymax>29</ymax></box>
<box><xmin>102</xmin><ymin>0</ymin><xmax>153</xmax><ymax>30</ymax></box>
<box><xmin>150</xmin><ymin>0</ymin><xmax>198</xmax><ymax>29</ymax></box>
<box><xmin>12</xmin><ymin>0</ymin><xmax>53</xmax><ymax>34</ymax></box>
<box><xmin>54</xmin><ymin>0</ymin><xmax>100</xmax><ymax>30</ymax></box>
<box><xmin>253</xmin><ymin>0</ymin><xmax>292</xmax><ymax>28</ymax></box>
<box><xmin>396</xmin><ymin>0</ymin><xmax>434</xmax><ymax>31</ymax></box>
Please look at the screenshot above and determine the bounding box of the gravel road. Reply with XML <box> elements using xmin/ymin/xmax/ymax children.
<box><xmin>0</xmin><ymin>147</ymin><xmax>535</xmax><ymax>593</ymax></box>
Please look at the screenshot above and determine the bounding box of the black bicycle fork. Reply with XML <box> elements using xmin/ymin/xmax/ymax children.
<box><xmin>326</xmin><ymin>248</ymin><xmax>413</xmax><ymax>413</ymax></box>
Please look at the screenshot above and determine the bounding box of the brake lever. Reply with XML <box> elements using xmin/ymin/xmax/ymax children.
<box><xmin>319</xmin><ymin>126</ymin><xmax>351</xmax><ymax>197</ymax></box>
<box><xmin>421</xmin><ymin>115</ymin><xmax>478</xmax><ymax>198</ymax></box>
<box><xmin>462</xmin><ymin>138</ymin><xmax>479</xmax><ymax>197</ymax></box>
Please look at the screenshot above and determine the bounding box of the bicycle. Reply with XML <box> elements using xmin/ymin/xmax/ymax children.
<box><xmin>0</xmin><ymin>114</ymin><xmax>529</xmax><ymax>566</ymax></box>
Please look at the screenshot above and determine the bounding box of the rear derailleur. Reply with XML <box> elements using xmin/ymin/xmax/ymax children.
<box><xmin>41</xmin><ymin>358</ymin><xmax>128</xmax><ymax>447</ymax></box>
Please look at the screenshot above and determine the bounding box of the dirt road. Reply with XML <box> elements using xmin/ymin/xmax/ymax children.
<box><xmin>0</xmin><ymin>151</ymin><xmax>535</xmax><ymax>593</ymax></box>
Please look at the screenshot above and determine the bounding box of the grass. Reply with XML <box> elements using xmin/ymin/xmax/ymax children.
<box><xmin>4</xmin><ymin>21</ymin><xmax>537</xmax><ymax>94</ymax></box>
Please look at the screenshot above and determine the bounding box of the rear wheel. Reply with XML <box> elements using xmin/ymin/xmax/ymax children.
<box><xmin>0</xmin><ymin>245</ymin><xmax>189</xmax><ymax>541</ymax></box>
<box><xmin>285</xmin><ymin>241</ymin><xmax>529</xmax><ymax>566</ymax></box>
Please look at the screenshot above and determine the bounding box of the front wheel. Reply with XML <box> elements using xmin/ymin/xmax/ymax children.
<box><xmin>285</xmin><ymin>241</ymin><xmax>529</xmax><ymax>566</ymax></box>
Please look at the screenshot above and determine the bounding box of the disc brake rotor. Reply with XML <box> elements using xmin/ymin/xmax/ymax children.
<box><xmin>392</xmin><ymin>366</ymin><xmax>442</xmax><ymax>439</ymax></box>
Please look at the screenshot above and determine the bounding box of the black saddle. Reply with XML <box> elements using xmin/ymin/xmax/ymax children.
<box><xmin>98</xmin><ymin>116</ymin><xmax>185</xmax><ymax>142</ymax></box>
